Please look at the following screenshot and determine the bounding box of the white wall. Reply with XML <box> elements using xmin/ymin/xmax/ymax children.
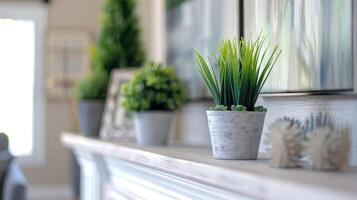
<box><xmin>138</xmin><ymin>0</ymin><xmax>166</xmax><ymax>63</ymax></box>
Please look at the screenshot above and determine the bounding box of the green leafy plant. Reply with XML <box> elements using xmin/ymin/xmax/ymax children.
<box><xmin>210</xmin><ymin>105</ymin><xmax>228</xmax><ymax>111</ymax></box>
<box><xmin>74</xmin><ymin>70</ymin><xmax>108</xmax><ymax>100</ymax></box>
<box><xmin>254</xmin><ymin>106</ymin><xmax>268</xmax><ymax>112</ymax></box>
<box><xmin>99</xmin><ymin>0</ymin><xmax>145</xmax><ymax>73</ymax></box>
<box><xmin>166</xmin><ymin>0</ymin><xmax>187</xmax><ymax>10</ymax></box>
<box><xmin>232</xmin><ymin>105</ymin><xmax>247</xmax><ymax>112</ymax></box>
<box><xmin>195</xmin><ymin>34</ymin><xmax>281</xmax><ymax>111</ymax></box>
<box><xmin>121</xmin><ymin>63</ymin><xmax>187</xmax><ymax>111</ymax></box>
<box><xmin>74</xmin><ymin>45</ymin><xmax>108</xmax><ymax>101</ymax></box>
<box><xmin>75</xmin><ymin>0</ymin><xmax>145</xmax><ymax>100</ymax></box>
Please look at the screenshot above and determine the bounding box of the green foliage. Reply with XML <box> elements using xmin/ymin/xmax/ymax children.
<box><xmin>99</xmin><ymin>0</ymin><xmax>145</xmax><ymax>74</ymax></box>
<box><xmin>74</xmin><ymin>45</ymin><xmax>109</xmax><ymax>100</ymax></box>
<box><xmin>254</xmin><ymin>106</ymin><xmax>267</xmax><ymax>112</ymax></box>
<box><xmin>209</xmin><ymin>105</ymin><xmax>228</xmax><ymax>111</ymax></box>
<box><xmin>74</xmin><ymin>69</ymin><xmax>108</xmax><ymax>101</ymax></box>
<box><xmin>166</xmin><ymin>0</ymin><xmax>187</xmax><ymax>10</ymax></box>
<box><xmin>121</xmin><ymin>63</ymin><xmax>187</xmax><ymax>111</ymax></box>
<box><xmin>75</xmin><ymin>0</ymin><xmax>145</xmax><ymax>100</ymax></box>
<box><xmin>232</xmin><ymin>105</ymin><xmax>247</xmax><ymax>112</ymax></box>
<box><xmin>195</xmin><ymin>34</ymin><xmax>281</xmax><ymax>111</ymax></box>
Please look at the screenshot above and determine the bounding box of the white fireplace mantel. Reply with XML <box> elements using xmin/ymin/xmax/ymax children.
<box><xmin>62</xmin><ymin>133</ymin><xmax>357</xmax><ymax>200</ymax></box>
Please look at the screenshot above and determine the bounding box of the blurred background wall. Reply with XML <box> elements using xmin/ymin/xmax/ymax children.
<box><xmin>2</xmin><ymin>0</ymin><xmax>166</xmax><ymax>199</ymax></box>
<box><xmin>24</xmin><ymin>0</ymin><xmax>104</xmax><ymax>199</ymax></box>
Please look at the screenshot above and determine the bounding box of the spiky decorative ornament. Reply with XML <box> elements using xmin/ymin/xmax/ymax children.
<box><xmin>303</xmin><ymin>112</ymin><xmax>334</xmax><ymax>134</ymax></box>
<box><xmin>267</xmin><ymin>117</ymin><xmax>303</xmax><ymax>168</ymax></box>
<box><xmin>306</xmin><ymin>127</ymin><xmax>350</xmax><ymax>171</ymax></box>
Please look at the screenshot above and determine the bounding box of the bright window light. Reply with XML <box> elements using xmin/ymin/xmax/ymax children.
<box><xmin>0</xmin><ymin>18</ymin><xmax>35</xmax><ymax>156</ymax></box>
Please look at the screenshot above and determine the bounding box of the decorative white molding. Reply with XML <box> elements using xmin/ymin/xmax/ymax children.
<box><xmin>62</xmin><ymin>133</ymin><xmax>357</xmax><ymax>200</ymax></box>
<box><xmin>105</xmin><ymin>158</ymin><xmax>252</xmax><ymax>200</ymax></box>
<box><xmin>74</xmin><ymin>149</ymin><xmax>102</xmax><ymax>200</ymax></box>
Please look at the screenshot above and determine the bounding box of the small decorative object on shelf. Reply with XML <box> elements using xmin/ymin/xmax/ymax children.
<box><xmin>121</xmin><ymin>63</ymin><xmax>187</xmax><ymax>145</ymax></box>
<box><xmin>100</xmin><ymin>69</ymin><xmax>135</xmax><ymax>142</ymax></box>
<box><xmin>266</xmin><ymin>117</ymin><xmax>303</xmax><ymax>168</ymax></box>
<box><xmin>303</xmin><ymin>112</ymin><xmax>334</xmax><ymax>135</ymax></box>
<box><xmin>304</xmin><ymin>113</ymin><xmax>350</xmax><ymax>171</ymax></box>
<box><xmin>266</xmin><ymin>112</ymin><xmax>351</xmax><ymax>171</ymax></box>
<box><xmin>195</xmin><ymin>33</ymin><xmax>281</xmax><ymax>159</ymax></box>
<box><xmin>306</xmin><ymin>127</ymin><xmax>350</xmax><ymax>171</ymax></box>
<box><xmin>267</xmin><ymin>112</ymin><xmax>350</xmax><ymax>170</ymax></box>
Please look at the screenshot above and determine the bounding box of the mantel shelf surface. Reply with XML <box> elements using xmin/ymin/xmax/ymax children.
<box><xmin>62</xmin><ymin>132</ymin><xmax>357</xmax><ymax>200</ymax></box>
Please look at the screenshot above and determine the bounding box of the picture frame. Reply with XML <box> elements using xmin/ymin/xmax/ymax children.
<box><xmin>100</xmin><ymin>69</ymin><xmax>136</xmax><ymax>142</ymax></box>
<box><xmin>46</xmin><ymin>29</ymin><xmax>92</xmax><ymax>101</ymax></box>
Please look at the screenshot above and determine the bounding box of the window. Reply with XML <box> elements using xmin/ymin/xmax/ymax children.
<box><xmin>0</xmin><ymin>19</ymin><xmax>35</xmax><ymax>156</ymax></box>
<box><xmin>0</xmin><ymin>2</ymin><xmax>47</xmax><ymax>165</ymax></box>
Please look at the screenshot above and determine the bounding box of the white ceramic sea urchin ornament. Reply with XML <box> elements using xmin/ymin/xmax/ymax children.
<box><xmin>267</xmin><ymin>117</ymin><xmax>303</xmax><ymax>168</ymax></box>
<box><xmin>306</xmin><ymin>127</ymin><xmax>350</xmax><ymax>171</ymax></box>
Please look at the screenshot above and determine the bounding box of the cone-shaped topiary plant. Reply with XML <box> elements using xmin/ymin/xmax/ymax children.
<box><xmin>75</xmin><ymin>0</ymin><xmax>145</xmax><ymax>100</ymax></box>
<box><xmin>99</xmin><ymin>0</ymin><xmax>145</xmax><ymax>74</ymax></box>
<box><xmin>74</xmin><ymin>45</ymin><xmax>108</xmax><ymax>100</ymax></box>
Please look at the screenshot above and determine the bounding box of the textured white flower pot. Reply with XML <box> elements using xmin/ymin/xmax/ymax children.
<box><xmin>207</xmin><ymin>111</ymin><xmax>266</xmax><ymax>160</ymax></box>
<box><xmin>135</xmin><ymin>111</ymin><xmax>174</xmax><ymax>145</ymax></box>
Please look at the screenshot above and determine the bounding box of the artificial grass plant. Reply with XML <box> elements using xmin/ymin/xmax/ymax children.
<box><xmin>195</xmin><ymin>34</ymin><xmax>281</xmax><ymax>111</ymax></box>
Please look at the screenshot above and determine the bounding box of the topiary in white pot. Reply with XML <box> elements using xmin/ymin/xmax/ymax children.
<box><xmin>121</xmin><ymin>63</ymin><xmax>187</xmax><ymax>145</ymax></box>
<box><xmin>195</xmin><ymin>34</ymin><xmax>281</xmax><ymax>159</ymax></box>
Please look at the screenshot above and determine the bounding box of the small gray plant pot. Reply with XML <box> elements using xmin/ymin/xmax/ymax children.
<box><xmin>75</xmin><ymin>100</ymin><xmax>104</xmax><ymax>197</ymax></box>
<box><xmin>77</xmin><ymin>100</ymin><xmax>104</xmax><ymax>137</ymax></box>
<box><xmin>207</xmin><ymin>111</ymin><xmax>266</xmax><ymax>160</ymax></box>
<box><xmin>135</xmin><ymin>111</ymin><xmax>174</xmax><ymax>145</ymax></box>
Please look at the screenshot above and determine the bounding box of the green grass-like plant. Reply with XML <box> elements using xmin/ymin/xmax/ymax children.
<box><xmin>195</xmin><ymin>34</ymin><xmax>281</xmax><ymax>111</ymax></box>
<box><xmin>121</xmin><ymin>63</ymin><xmax>187</xmax><ymax>111</ymax></box>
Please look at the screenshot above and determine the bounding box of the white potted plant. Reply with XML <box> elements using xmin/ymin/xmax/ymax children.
<box><xmin>195</xmin><ymin>35</ymin><xmax>281</xmax><ymax>159</ymax></box>
<box><xmin>121</xmin><ymin>63</ymin><xmax>187</xmax><ymax>145</ymax></box>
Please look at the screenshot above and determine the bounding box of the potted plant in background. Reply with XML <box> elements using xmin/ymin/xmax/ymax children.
<box><xmin>74</xmin><ymin>47</ymin><xmax>108</xmax><ymax>137</ymax></box>
<box><xmin>74</xmin><ymin>0</ymin><xmax>145</xmax><ymax>137</ymax></box>
<box><xmin>121</xmin><ymin>63</ymin><xmax>187</xmax><ymax>145</ymax></box>
<box><xmin>195</xmin><ymin>35</ymin><xmax>281</xmax><ymax>159</ymax></box>
<box><xmin>72</xmin><ymin>0</ymin><xmax>145</xmax><ymax>197</ymax></box>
